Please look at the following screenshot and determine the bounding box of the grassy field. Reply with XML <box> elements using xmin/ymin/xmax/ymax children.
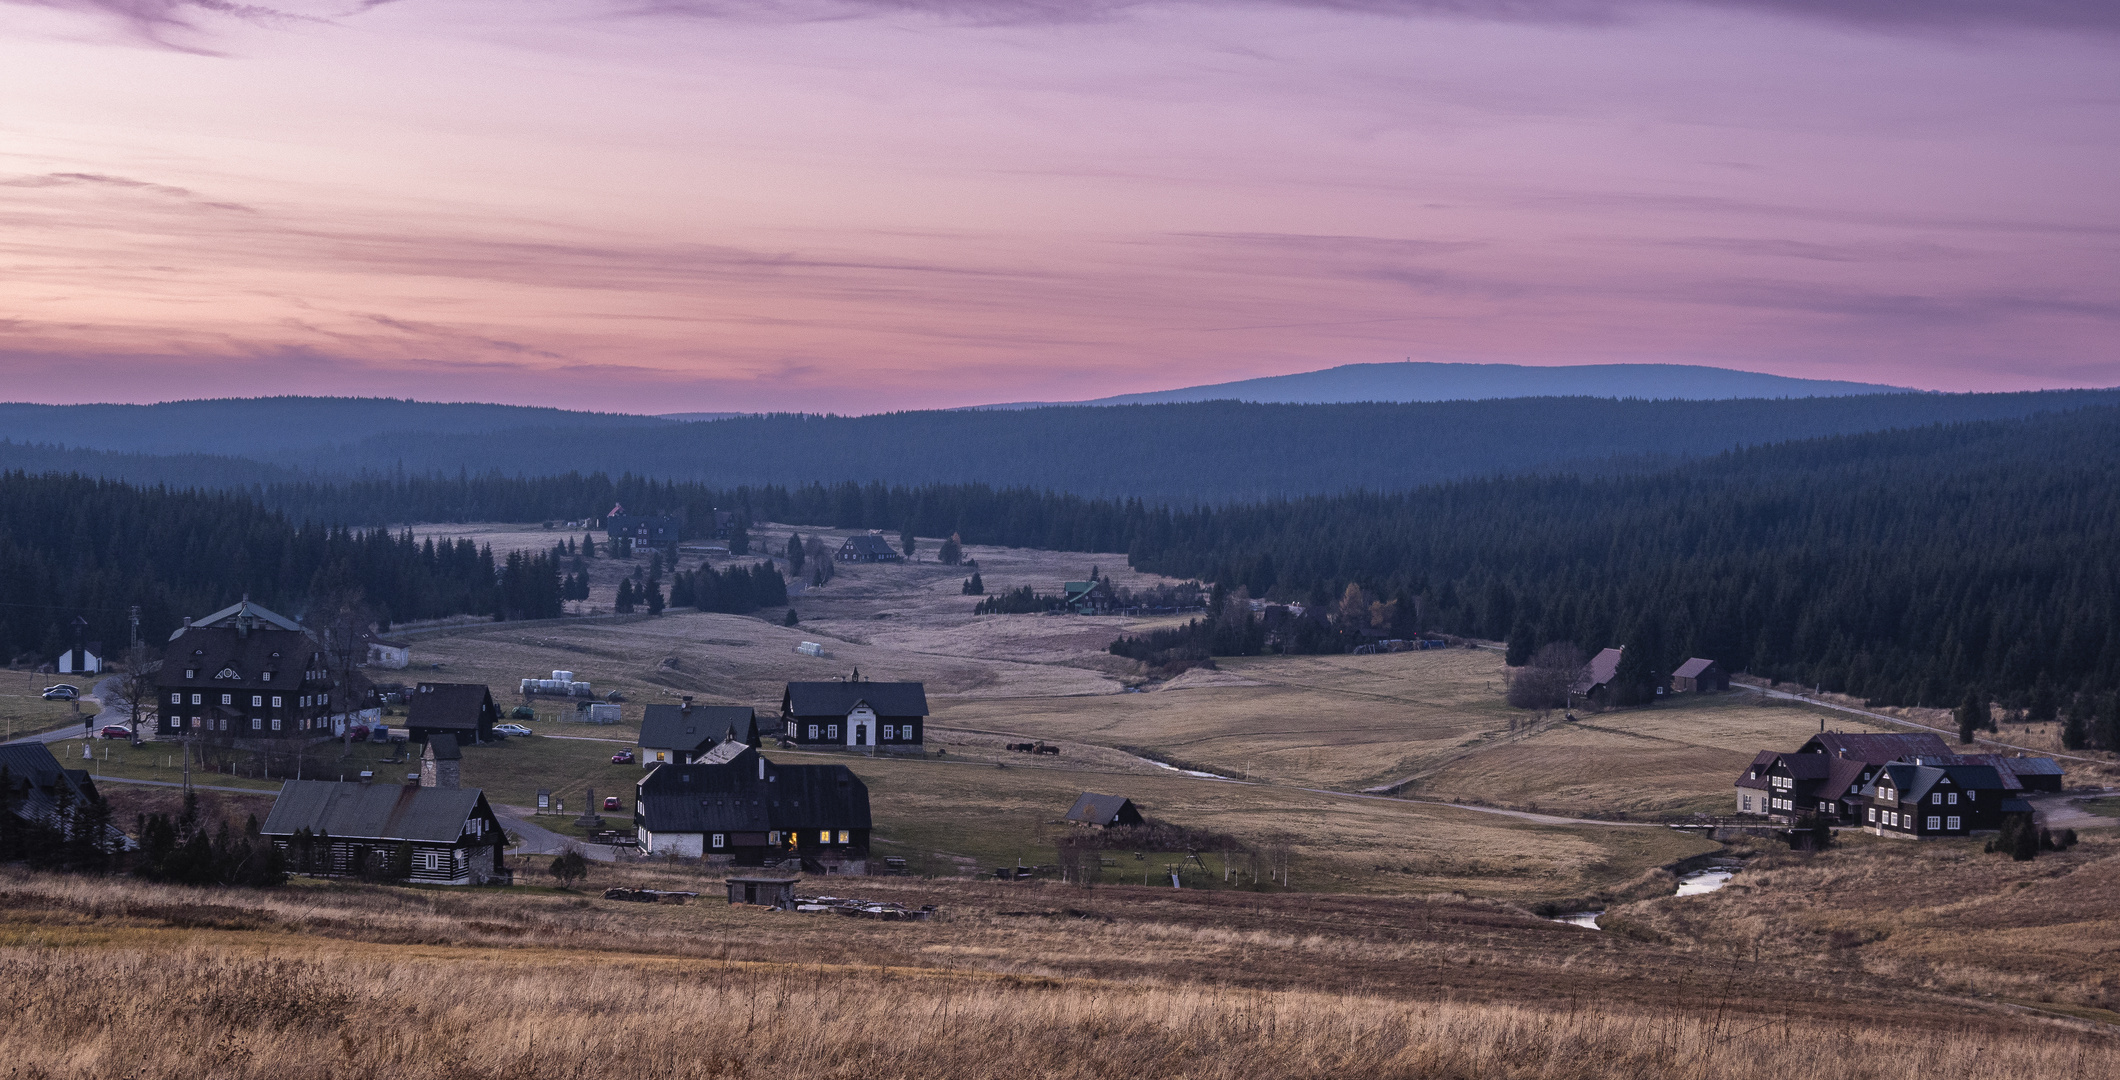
<box><xmin>0</xmin><ymin>667</ymin><xmax>94</xmax><ymax>740</ymax></box>
<box><xmin>2</xmin><ymin>858</ymin><xmax>2114</xmax><ymax>1080</ymax></box>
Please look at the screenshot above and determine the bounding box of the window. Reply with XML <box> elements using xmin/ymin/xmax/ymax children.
<box><xmin>1867</xmin><ymin>807</ymin><xmax>1877</xmax><ymax>822</ymax></box>
<box><xmin>1925</xmin><ymin>816</ymin><xmax>1940</xmax><ymax>831</ymax></box>
<box><xmin>191</xmin><ymin>694</ymin><xmax>201</xmax><ymax>705</ymax></box>
<box><xmin>320</xmin><ymin>692</ymin><xmax>329</xmax><ymax>705</ymax></box>
<box><xmin>184</xmin><ymin>668</ymin><xmax>196</xmax><ymax>679</ymax></box>
<box><xmin>1966</xmin><ymin>791</ymin><xmax>1975</xmax><ymax>801</ymax></box>
<box><xmin>270</xmin><ymin>718</ymin><xmax>281</xmax><ymax>731</ymax></box>
<box><xmin>1741</xmin><ymin>796</ymin><xmax>1751</xmax><ymax>811</ymax></box>
<box><xmin>271</xmin><ymin>696</ymin><xmax>282</xmax><ymax>708</ymax></box>
<box><xmin>221</xmin><ymin>693</ymin><xmax>233</xmax><ymax>705</ymax></box>
<box><xmin>301</xmin><ymin>695</ymin><xmax>310</xmax><ymax>707</ymax></box>
<box><xmin>883</xmin><ymin>725</ymin><xmax>895</xmax><ymax>740</ymax></box>
<box><xmin>807</xmin><ymin>724</ymin><xmax>819</xmax><ymax>740</ymax></box>
<box><xmin>827</xmin><ymin>724</ymin><xmax>838</xmax><ymax>740</ymax></box>
<box><xmin>419</xmin><ymin>851</ymin><xmax>441</xmax><ymax>871</ymax></box>
<box><xmin>712</xmin><ymin>834</ymin><xmax>725</xmax><ymax>848</ymax></box>
<box><xmin>170</xmin><ymin>693</ymin><xmax>181</xmax><ymax>704</ymax></box>
<box><xmin>1932</xmin><ymin>793</ymin><xmax>1942</xmax><ymax>805</ymax></box>
<box><xmin>820</xmin><ymin>830</ymin><xmax>831</xmax><ymax>843</ymax></box>
<box><xmin>1947</xmin><ymin>816</ymin><xmax>1961</xmax><ymax>831</ymax></box>
<box><xmin>251</xmin><ymin>718</ymin><xmax>262</xmax><ymax>731</ymax></box>
<box><xmin>261</xmin><ymin>672</ymin><xmax>272</xmax><ymax>682</ymax></box>
<box><xmin>837</xmin><ymin>830</ymin><xmax>850</xmax><ymax>844</ymax></box>
<box><xmin>252</xmin><ymin>695</ymin><xmax>263</xmax><ymax>707</ymax></box>
<box><xmin>1948</xmin><ymin>792</ymin><xmax>1958</xmax><ymax>805</ymax></box>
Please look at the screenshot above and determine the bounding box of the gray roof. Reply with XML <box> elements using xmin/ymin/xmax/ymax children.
<box><xmin>783</xmin><ymin>681</ymin><xmax>928</xmax><ymax>718</ymax></box>
<box><xmin>1672</xmin><ymin>658</ymin><xmax>1718</xmax><ymax>679</ymax></box>
<box><xmin>838</xmin><ymin>534</ymin><xmax>901</xmax><ymax>558</ymax></box>
<box><xmin>406</xmin><ymin>683</ymin><xmax>495</xmax><ymax>732</ymax></box>
<box><xmin>639</xmin><ymin>704</ymin><xmax>754</xmax><ymax>752</ymax></box>
<box><xmin>634</xmin><ymin>750</ymin><xmax>871</xmax><ymax>835</ymax></box>
<box><xmin>1868</xmin><ymin>763</ymin><xmax>2007</xmax><ymax>804</ymax></box>
<box><xmin>1801</xmin><ymin>731</ymin><xmax>1952</xmax><ymax>764</ymax></box>
<box><xmin>1571</xmin><ymin>648</ymin><xmax>1623</xmax><ymax>694</ymax></box>
<box><xmin>172</xmin><ymin>598</ymin><xmax>306</xmax><ymax>640</ymax></box>
<box><xmin>260</xmin><ymin>780</ymin><xmax>490</xmax><ymax>843</ymax></box>
<box><xmin>1065</xmin><ymin>792</ymin><xmax>1140</xmax><ymax>827</ymax></box>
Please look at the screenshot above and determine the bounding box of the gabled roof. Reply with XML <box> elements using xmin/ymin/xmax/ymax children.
<box><xmin>423</xmin><ymin>734</ymin><xmax>461</xmax><ymax>761</ymax></box>
<box><xmin>1932</xmin><ymin>753</ymin><xmax>2064</xmax><ymax>778</ymax></box>
<box><xmin>406</xmin><ymin>683</ymin><xmax>494</xmax><ymax>731</ymax></box>
<box><xmin>783</xmin><ymin>681</ymin><xmax>928</xmax><ymax>718</ymax></box>
<box><xmin>172</xmin><ymin>599</ymin><xmax>306</xmax><ymax>640</ymax></box>
<box><xmin>634</xmin><ymin>753</ymin><xmax>871</xmax><ymax>835</ymax></box>
<box><xmin>1065</xmin><ymin>792</ymin><xmax>1139</xmax><ymax>827</ymax></box>
<box><xmin>1673</xmin><ymin>658</ymin><xmax>1718</xmax><ymax>679</ymax></box>
<box><xmin>158</xmin><ymin>626</ymin><xmax>320</xmax><ymax>687</ymax></box>
<box><xmin>1801</xmin><ymin>731</ymin><xmax>1952</xmax><ymax>765</ymax></box>
<box><xmin>1823</xmin><ymin>757</ymin><xmax>1868</xmax><ymax>798</ymax></box>
<box><xmin>1869</xmin><ymin>763</ymin><xmax>2007</xmax><ymax>804</ymax></box>
<box><xmin>260</xmin><ymin>780</ymin><xmax>489</xmax><ymax>843</ymax></box>
<box><xmin>639</xmin><ymin>704</ymin><xmax>754</xmax><ymax>751</ymax></box>
<box><xmin>1774</xmin><ymin>754</ymin><xmax>1832</xmax><ymax>780</ymax></box>
<box><xmin>1735</xmin><ymin>750</ymin><xmax>1777</xmax><ymax>790</ymax></box>
<box><xmin>1571</xmin><ymin>648</ymin><xmax>1623</xmax><ymax>694</ymax></box>
<box><xmin>838</xmin><ymin>534</ymin><xmax>900</xmax><ymax>558</ymax></box>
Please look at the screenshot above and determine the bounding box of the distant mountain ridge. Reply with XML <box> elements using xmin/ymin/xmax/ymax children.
<box><xmin>0</xmin><ymin>396</ymin><xmax>668</xmax><ymax>455</ymax></box>
<box><xmin>978</xmin><ymin>361</ymin><xmax>1911</xmax><ymax>409</ymax></box>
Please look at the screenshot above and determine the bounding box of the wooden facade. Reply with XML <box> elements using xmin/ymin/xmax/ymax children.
<box><xmin>780</xmin><ymin>679</ymin><xmax>927</xmax><ymax>753</ymax></box>
<box><xmin>262</xmin><ymin>779</ymin><xmax>507</xmax><ymax>885</ymax></box>
<box><xmin>155</xmin><ymin>599</ymin><xmax>375</xmax><ymax>741</ymax></box>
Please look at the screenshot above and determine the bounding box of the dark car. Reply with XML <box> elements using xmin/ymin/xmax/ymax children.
<box><xmin>99</xmin><ymin>724</ymin><xmax>132</xmax><ymax>739</ymax></box>
<box><xmin>41</xmin><ymin>684</ymin><xmax>79</xmax><ymax>701</ymax></box>
<box><xmin>610</xmin><ymin>750</ymin><xmax>634</xmax><ymax>764</ymax></box>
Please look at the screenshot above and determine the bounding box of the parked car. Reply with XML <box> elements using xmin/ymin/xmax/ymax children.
<box><xmin>493</xmin><ymin>723</ymin><xmax>533</xmax><ymax>737</ymax></box>
<box><xmin>603</xmin><ymin>795</ymin><xmax>622</xmax><ymax>811</ymax></box>
<box><xmin>99</xmin><ymin>724</ymin><xmax>132</xmax><ymax>739</ymax></box>
<box><xmin>41</xmin><ymin>684</ymin><xmax>79</xmax><ymax>701</ymax></box>
<box><xmin>610</xmin><ymin>750</ymin><xmax>634</xmax><ymax>764</ymax></box>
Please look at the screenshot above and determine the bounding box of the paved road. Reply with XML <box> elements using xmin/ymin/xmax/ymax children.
<box><xmin>2</xmin><ymin>674</ymin><xmax>124</xmax><ymax>745</ymax></box>
<box><xmin>494</xmin><ymin>805</ymin><xmax>623</xmax><ymax>861</ymax></box>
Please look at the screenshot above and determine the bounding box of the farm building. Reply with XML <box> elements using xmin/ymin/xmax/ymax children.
<box><xmin>639</xmin><ymin>698</ymin><xmax>759</xmax><ymax>766</ymax></box>
<box><xmin>604</xmin><ymin>504</ymin><xmax>681</xmax><ymax>546</ymax></box>
<box><xmin>154</xmin><ymin>598</ymin><xmax>379</xmax><ymax>741</ymax></box>
<box><xmin>57</xmin><ymin>643</ymin><xmax>101</xmax><ymax>675</ymax></box>
<box><xmin>419</xmin><ymin>735</ymin><xmax>461</xmax><ymax>789</ymax></box>
<box><xmin>404</xmin><ymin>682</ymin><xmax>498</xmax><ymax>745</ymax></box>
<box><xmin>261</xmin><ymin>779</ymin><xmax>507</xmax><ymax>885</ymax></box>
<box><xmin>633</xmin><ymin>742</ymin><xmax>871</xmax><ymax>873</ymax></box>
<box><xmin>1065</xmin><ymin>792</ymin><xmax>1144</xmax><ymax>829</ymax></box>
<box><xmin>781</xmin><ymin>678</ymin><xmax>927</xmax><ymax>753</ymax></box>
<box><xmin>1734</xmin><ymin>729</ymin><xmax>2059</xmax><ymax>835</ymax></box>
<box><xmin>836</xmin><ymin>533</ymin><xmax>902</xmax><ymax>562</ymax></box>
<box><xmin>1863</xmin><ymin>762</ymin><xmax>2016</xmax><ymax>839</ymax></box>
<box><xmin>1569</xmin><ymin>647</ymin><xmax>1624</xmax><ymax>703</ymax></box>
<box><xmin>1669</xmin><ymin>658</ymin><xmax>1728</xmax><ymax>694</ymax></box>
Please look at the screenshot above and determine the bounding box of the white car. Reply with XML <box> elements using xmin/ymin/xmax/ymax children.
<box><xmin>492</xmin><ymin>723</ymin><xmax>534</xmax><ymax>737</ymax></box>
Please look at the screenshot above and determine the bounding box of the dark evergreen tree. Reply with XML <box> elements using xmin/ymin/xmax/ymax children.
<box><xmin>787</xmin><ymin>533</ymin><xmax>806</xmax><ymax>575</ymax></box>
<box><xmin>901</xmin><ymin>523</ymin><xmax>917</xmax><ymax>560</ymax></box>
<box><xmin>1505</xmin><ymin>621</ymin><xmax>1535</xmax><ymax>667</ymax></box>
<box><xmin>646</xmin><ymin>581</ymin><xmax>665</xmax><ymax>616</ymax></box>
<box><xmin>1956</xmin><ymin>688</ymin><xmax>1990</xmax><ymax>745</ymax></box>
<box><xmin>616</xmin><ymin>578</ymin><xmax>636</xmax><ymax>614</ymax></box>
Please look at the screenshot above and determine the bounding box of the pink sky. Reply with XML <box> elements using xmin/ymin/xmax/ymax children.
<box><xmin>2</xmin><ymin>0</ymin><xmax>2116</xmax><ymax>413</ymax></box>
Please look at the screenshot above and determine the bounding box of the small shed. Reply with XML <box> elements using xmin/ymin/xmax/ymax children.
<box><xmin>58</xmin><ymin>644</ymin><xmax>102</xmax><ymax>676</ymax></box>
<box><xmin>1065</xmin><ymin>792</ymin><xmax>1144</xmax><ymax>829</ymax></box>
<box><xmin>1670</xmin><ymin>658</ymin><xmax>1728</xmax><ymax>694</ymax></box>
<box><xmin>725</xmin><ymin>875</ymin><xmax>799</xmax><ymax>909</ymax></box>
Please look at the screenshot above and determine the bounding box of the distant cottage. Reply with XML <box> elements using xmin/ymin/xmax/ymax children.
<box><xmin>604</xmin><ymin>503</ymin><xmax>681</xmax><ymax>546</ymax></box>
<box><xmin>639</xmin><ymin>698</ymin><xmax>760</xmax><ymax>766</ymax></box>
<box><xmin>1669</xmin><ymin>658</ymin><xmax>1728</xmax><ymax>694</ymax></box>
<box><xmin>1734</xmin><ymin>729</ymin><xmax>2057</xmax><ymax>838</ymax></box>
<box><xmin>781</xmin><ymin>678</ymin><xmax>927</xmax><ymax>753</ymax></box>
<box><xmin>404</xmin><ymin>682</ymin><xmax>499</xmax><ymax>745</ymax></box>
<box><xmin>261</xmin><ymin>779</ymin><xmax>507</xmax><ymax>885</ymax></box>
<box><xmin>633</xmin><ymin>741</ymin><xmax>872</xmax><ymax>874</ymax></box>
<box><xmin>836</xmin><ymin>534</ymin><xmax>902</xmax><ymax>562</ymax></box>
<box><xmin>1065</xmin><ymin>793</ymin><xmax>1143</xmax><ymax>829</ymax></box>
<box><xmin>1569</xmin><ymin>647</ymin><xmax>1624</xmax><ymax>704</ymax></box>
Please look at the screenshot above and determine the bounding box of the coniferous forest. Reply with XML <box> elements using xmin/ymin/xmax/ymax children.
<box><xmin>4</xmin><ymin>403</ymin><xmax>2118</xmax><ymax>713</ymax></box>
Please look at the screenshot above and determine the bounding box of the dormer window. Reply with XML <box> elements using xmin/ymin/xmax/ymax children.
<box><xmin>261</xmin><ymin>671</ymin><xmax>273</xmax><ymax>682</ymax></box>
<box><xmin>184</xmin><ymin>668</ymin><xmax>196</xmax><ymax>679</ymax></box>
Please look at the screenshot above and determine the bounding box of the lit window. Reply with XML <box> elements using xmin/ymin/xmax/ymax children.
<box><xmin>837</xmin><ymin>830</ymin><xmax>849</xmax><ymax>844</ymax></box>
<box><xmin>819</xmin><ymin>830</ymin><xmax>831</xmax><ymax>843</ymax></box>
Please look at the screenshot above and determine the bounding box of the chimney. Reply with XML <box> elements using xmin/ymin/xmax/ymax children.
<box><xmin>182</xmin><ymin>616</ymin><xmax>192</xmax><ymax>627</ymax></box>
<box><xmin>681</xmin><ymin>695</ymin><xmax>693</xmax><ymax>715</ymax></box>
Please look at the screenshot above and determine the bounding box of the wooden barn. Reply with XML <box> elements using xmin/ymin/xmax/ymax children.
<box><xmin>1065</xmin><ymin>792</ymin><xmax>1144</xmax><ymax>828</ymax></box>
<box><xmin>1669</xmin><ymin>658</ymin><xmax>1728</xmax><ymax>694</ymax></box>
<box><xmin>836</xmin><ymin>533</ymin><xmax>903</xmax><ymax>562</ymax></box>
<box><xmin>404</xmin><ymin>682</ymin><xmax>498</xmax><ymax>745</ymax></box>
<box><xmin>261</xmin><ymin>779</ymin><xmax>507</xmax><ymax>885</ymax></box>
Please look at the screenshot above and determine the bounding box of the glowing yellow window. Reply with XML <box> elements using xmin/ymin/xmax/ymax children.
<box><xmin>819</xmin><ymin>830</ymin><xmax>830</xmax><ymax>843</ymax></box>
<box><xmin>837</xmin><ymin>830</ymin><xmax>850</xmax><ymax>844</ymax></box>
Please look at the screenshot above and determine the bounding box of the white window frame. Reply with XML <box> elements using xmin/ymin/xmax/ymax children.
<box><xmin>819</xmin><ymin>830</ymin><xmax>831</xmax><ymax>843</ymax></box>
<box><xmin>1932</xmin><ymin>793</ymin><xmax>1943</xmax><ymax>805</ymax></box>
<box><xmin>1866</xmin><ymin>807</ymin><xmax>1876</xmax><ymax>822</ymax></box>
<box><xmin>882</xmin><ymin>725</ymin><xmax>895</xmax><ymax>740</ymax></box>
<box><xmin>271</xmin><ymin>696</ymin><xmax>282</xmax><ymax>708</ymax></box>
<box><xmin>1925</xmin><ymin>815</ymin><xmax>1940</xmax><ymax>831</ymax></box>
<box><xmin>270</xmin><ymin>718</ymin><xmax>281</xmax><ymax>731</ymax></box>
<box><xmin>807</xmin><ymin>724</ymin><xmax>819</xmax><ymax>740</ymax></box>
<box><xmin>837</xmin><ymin>830</ymin><xmax>850</xmax><ymax>844</ymax></box>
<box><xmin>221</xmin><ymin>693</ymin><xmax>233</xmax><ymax>705</ymax></box>
<box><xmin>1947</xmin><ymin>816</ymin><xmax>1961</xmax><ymax>831</ymax></box>
<box><xmin>1948</xmin><ymin>792</ymin><xmax>1958</xmax><ymax>805</ymax></box>
<box><xmin>713</xmin><ymin>833</ymin><xmax>725</xmax><ymax>848</ymax></box>
<box><xmin>827</xmin><ymin>724</ymin><xmax>838</xmax><ymax>740</ymax></box>
<box><xmin>251</xmin><ymin>718</ymin><xmax>262</xmax><ymax>731</ymax></box>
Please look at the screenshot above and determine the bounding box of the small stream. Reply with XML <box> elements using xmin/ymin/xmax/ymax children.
<box><xmin>1549</xmin><ymin>863</ymin><xmax>1739</xmax><ymax>930</ymax></box>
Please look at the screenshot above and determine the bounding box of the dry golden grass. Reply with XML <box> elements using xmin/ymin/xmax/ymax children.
<box><xmin>2</xmin><ymin>866</ymin><xmax>2115</xmax><ymax>1079</ymax></box>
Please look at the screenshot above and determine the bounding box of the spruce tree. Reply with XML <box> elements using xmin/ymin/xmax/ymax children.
<box><xmin>2061</xmin><ymin>694</ymin><xmax>2091</xmax><ymax>750</ymax></box>
<box><xmin>1505</xmin><ymin>621</ymin><xmax>1535</xmax><ymax>667</ymax></box>
<box><xmin>901</xmin><ymin>524</ymin><xmax>917</xmax><ymax>560</ymax></box>
<box><xmin>646</xmin><ymin>582</ymin><xmax>664</xmax><ymax>616</ymax></box>
<box><xmin>787</xmin><ymin>534</ymin><xmax>806</xmax><ymax>575</ymax></box>
<box><xmin>616</xmin><ymin>578</ymin><xmax>636</xmax><ymax>614</ymax></box>
<box><xmin>1956</xmin><ymin>688</ymin><xmax>1988</xmax><ymax>744</ymax></box>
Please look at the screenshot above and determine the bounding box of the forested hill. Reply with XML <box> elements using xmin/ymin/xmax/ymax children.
<box><xmin>245</xmin><ymin>404</ymin><xmax>2120</xmax><ymax>708</ymax></box>
<box><xmin>0</xmin><ymin>397</ymin><xmax>666</xmax><ymax>456</ymax></box>
<box><xmin>8</xmin><ymin>389</ymin><xmax>2120</xmax><ymax>502</ymax></box>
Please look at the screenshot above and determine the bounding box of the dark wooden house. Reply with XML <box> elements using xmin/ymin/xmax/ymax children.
<box><xmin>633</xmin><ymin>742</ymin><xmax>872</xmax><ymax>873</ymax></box>
<box><xmin>404</xmin><ymin>682</ymin><xmax>498</xmax><ymax>744</ymax></box>
<box><xmin>638</xmin><ymin>699</ymin><xmax>758</xmax><ymax>767</ymax></box>
<box><xmin>1065</xmin><ymin>792</ymin><xmax>1144</xmax><ymax>828</ymax></box>
<box><xmin>1862</xmin><ymin>762</ymin><xmax>2014</xmax><ymax>838</ymax></box>
<box><xmin>1569</xmin><ymin>647</ymin><xmax>1624</xmax><ymax>704</ymax></box>
<box><xmin>155</xmin><ymin>599</ymin><xmax>377</xmax><ymax>741</ymax></box>
<box><xmin>1669</xmin><ymin>658</ymin><xmax>1728</xmax><ymax>694</ymax></box>
<box><xmin>781</xmin><ymin>679</ymin><xmax>927</xmax><ymax>753</ymax></box>
<box><xmin>604</xmin><ymin>504</ymin><xmax>681</xmax><ymax>546</ymax></box>
<box><xmin>836</xmin><ymin>533</ymin><xmax>902</xmax><ymax>562</ymax></box>
<box><xmin>261</xmin><ymin>779</ymin><xmax>507</xmax><ymax>885</ymax></box>
<box><xmin>0</xmin><ymin>742</ymin><xmax>109</xmax><ymax>836</ymax></box>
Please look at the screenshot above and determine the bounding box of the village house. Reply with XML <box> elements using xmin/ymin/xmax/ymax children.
<box><xmin>633</xmin><ymin>740</ymin><xmax>871</xmax><ymax>873</ymax></box>
<box><xmin>1863</xmin><ymin>761</ymin><xmax>2021</xmax><ymax>839</ymax></box>
<box><xmin>58</xmin><ymin>642</ymin><xmax>101</xmax><ymax>676</ymax></box>
<box><xmin>420</xmin><ymin>735</ymin><xmax>462</xmax><ymax>789</ymax></box>
<box><xmin>1669</xmin><ymin>658</ymin><xmax>1728</xmax><ymax>694</ymax></box>
<box><xmin>0</xmin><ymin>742</ymin><xmax>105</xmax><ymax>832</ymax></box>
<box><xmin>1737</xmin><ymin>731</ymin><xmax>1952</xmax><ymax>820</ymax></box>
<box><xmin>1062</xmin><ymin>580</ymin><xmax>1115</xmax><ymax>615</ymax></box>
<box><xmin>835</xmin><ymin>533</ymin><xmax>902</xmax><ymax>562</ymax></box>
<box><xmin>1569</xmin><ymin>647</ymin><xmax>1624</xmax><ymax>705</ymax></box>
<box><xmin>638</xmin><ymin>698</ymin><xmax>759</xmax><ymax>766</ymax></box>
<box><xmin>261</xmin><ymin>778</ymin><xmax>507</xmax><ymax>885</ymax></box>
<box><xmin>780</xmin><ymin>677</ymin><xmax>927</xmax><ymax>753</ymax></box>
<box><xmin>1064</xmin><ymin>792</ymin><xmax>1144</xmax><ymax>828</ymax></box>
<box><xmin>604</xmin><ymin>504</ymin><xmax>681</xmax><ymax>547</ymax></box>
<box><xmin>154</xmin><ymin>598</ymin><xmax>378</xmax><ymax>741</ymax></box>
<box><xmin>403</xmin><ymin>682</ymin><xmax>499</xmax><ymax>745</ymax></box>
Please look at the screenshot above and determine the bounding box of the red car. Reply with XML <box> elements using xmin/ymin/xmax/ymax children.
<box><xmin>98</xmin><ymin>724</ymin><xmax>132</xmax><ymax>740</ymax></box>
<box><xmin>610</xmin><ymin>750</ymin><xmax>634</xmax><ymax>764</ymax></box>
<box><xmin>603</xmin><ymin>795</ymin><xmax>622</xmax><ymax>811</ymax></box>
